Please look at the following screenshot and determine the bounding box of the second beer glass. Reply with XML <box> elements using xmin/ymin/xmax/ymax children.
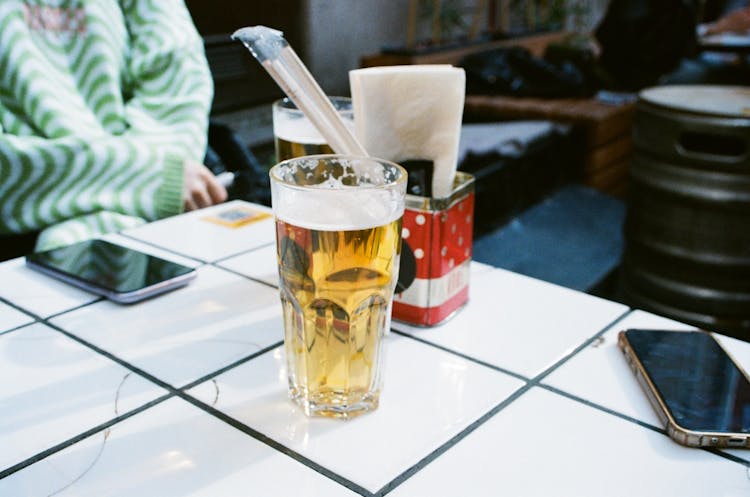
<box><xmin>272</xmin><ymin>97</ymin><xmax>354</xmax><ymax>162</ymax></box>
<box><xmin>270</xmin><ymin>155</ymin><xmax>406</xmax><ymax>418</ymax></box>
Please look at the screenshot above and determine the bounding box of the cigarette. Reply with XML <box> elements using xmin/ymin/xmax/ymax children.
<box><xmin>216</xmin><ymin>171</ymin><xmax>235</xmax><ymax>188</ymax></box>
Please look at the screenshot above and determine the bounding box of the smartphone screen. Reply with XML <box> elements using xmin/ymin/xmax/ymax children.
<box><xmin>623</xmin><ymin>329</ymin><xmax>750</xmax><ymax>436</ymax></box>
<box><xmin>26</xmin><ymin>239</ymin><xmax>195</xmax><ymax>303</ymax></box>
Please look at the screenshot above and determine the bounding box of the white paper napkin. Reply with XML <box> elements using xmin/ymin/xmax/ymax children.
<box><xmin>349</xmin><ymin>65</ymin><xmax>466</xmax><ymax>198</ymax></box>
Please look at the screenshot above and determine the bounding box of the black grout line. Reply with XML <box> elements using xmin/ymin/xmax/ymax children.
<box><xmin>25</xmin><ymin>300</ymin><xmax>369</xmax><ymax>494</ymax></box>
<box><xmin>25</xmin><ymin>282</ymin><xmax>374</xmax><ymax>495</ymax></box>
<box><xmin>175</xmin><ymin>392</ymin><xmax>376</xmax><ymax>497</ymax></box>
<box><xmin>531</xmin><ymin>309</ymin><xmax>633</xmax><ymax>384</ymax></box>
<box><xmin>119</xmin><ymin>231</ymin><xmax>278</xmax><ymax>271</ymax></box>
<box><xmin>705</xmin><ymin>448</ymin><xmax>750</xmax><ymax>467</ymax></box>
<box><xmin>376</xmin><ymin>309</ymin><xmax>635</xmax><ymax>495</ymax></box>
<box><xmin>391</xmin><ymin>329</ymin><xmax>530</xmax><ymax>382</ymax></box>
<box><xmin>392</xmin><ymin>308</ymin><xmax>634</xmax><ymax>390</ymax></box>
<box><xmin>540</xmin><ymin>383</ymin><xmax>665</xmax><ymax>433</ymax></box>
<box><xmin>49</xmin><ymin>322</ymin><xmax>372</xmax><ymax>496</ymax></box>
<box><xmin>0</xmin><ymin>277</ymin><xmax>105</xmax><ymax>323</ymax></box>
<box><xmin>210</xmin><ymin>263</ymin><xmax>279</xmax><ymax>290</ymax></box>
<box><xmin>0</xmin><ymin>295</ymin><xmax>41</xmax><ymax>322</ymax></box>
<box><xmin>0</xmin><ymin>321</ymin><xmax>34</xmax><ymax>337</ymax></box>
<box><xmin>0</xmin><ymin>296</ymin><xmax>41</xmax><ymax>336</ymax></box>
<box><xmin>44</xmin><ymin>321</ymin><xmax>179</xmax><ymax>392</ymax></box>
<box><xmin>0</xmin><ymin>393</ymin><xmax>173</xmax><ymax>480</ymax></box>
<box><xmin>178</xmin><ymin>340</ymin><xmax>283</xmax><ymax>391</ymax></box>
<box><xmin>4</xmin><ymin>299</ymin><xmax>369</xmax><ymax>493</ymax></box>
<box><xmin>117</xmin><ymin>233</ymin><xmax>209</xmax><ymax>265</ymax></box>
<box><xmin>540</xmin><ymin>384</ymin><xmax>750</xmax><ymax>467</ymax></box>
<box><xmin>376</xmin><ymin>382</ymin><xmax>534</xmax><ymax>496</ymax></box>
<box><xmin>1</xmin><ymin>317</ymin><xmax>298</xmax><ymax>486</ymax></box>
<box><xmin>211</xmin><ymin>241</ymin><xmax>276</xmax><ymax>265</ymax></box>
<box><xmin>2</xmin><ymin>316</ymin><xmax>355</xmax><ymax>491</ymax></box>
<box><xmin>45</xmin><ymin>297</ymin><xmax>106</xmax><ymax>320</ymax></box>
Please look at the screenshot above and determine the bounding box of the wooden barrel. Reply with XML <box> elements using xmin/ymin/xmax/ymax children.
<box><xmin>621</xmin><ymin>86</ymin><xmax>750</xmax><ymax>338</ymax></box>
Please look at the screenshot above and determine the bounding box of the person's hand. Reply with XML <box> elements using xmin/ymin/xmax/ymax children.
<box><xmin>705</xmin><ymin>7</ymin><xmax>750</xmax><ymax>36</ymax></box>
<box><xmin>182</xmin><ymin>160</ymin><xmax>227</xmax><ymax>211</ymax></box>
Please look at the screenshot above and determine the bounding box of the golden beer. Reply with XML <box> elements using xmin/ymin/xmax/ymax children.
<box><xmin>270</xmin><ymin>155</ymin><xmax>406</xmax><ymax>418</ymax></box>
<box><xmin>272</xmin><ymin>97</ymin><xmax>353</xmax><ymax>162</ymax></box>
<box><xmin>276</xmin><ymin>218</ymin><xmax>402</xmax><ymax>417</ymax></box>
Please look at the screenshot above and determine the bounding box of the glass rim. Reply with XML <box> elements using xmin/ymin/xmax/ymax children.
<box><xmin>273</xmin><ymin>96</ymin><xmax>352</xmax><ymax>114</ymax></box>
<box><xmin>269</xmin><ymin>154</ymin><xmax>407</xmax><ymax>191</ymax></box>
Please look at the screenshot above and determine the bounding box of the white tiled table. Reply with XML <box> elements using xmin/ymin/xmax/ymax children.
<box><xmin>1</xmin><ymin>201</ymin><xmax>748</xmax><ymax>496</ymax></box>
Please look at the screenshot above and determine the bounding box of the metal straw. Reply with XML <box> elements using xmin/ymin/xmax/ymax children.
<box><xmin>232</xmin><ymin>26</ymin><xmax>368</xmax><ymax>157</ymax></box>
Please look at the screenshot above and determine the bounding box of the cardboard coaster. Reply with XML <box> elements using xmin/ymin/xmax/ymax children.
<box><xmin>202</xmin><ymin>206</ymin><xmax>271</xmax><ymax>228</ymax></box>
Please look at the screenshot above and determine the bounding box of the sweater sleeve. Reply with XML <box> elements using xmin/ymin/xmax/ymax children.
<box><xmin>119</xmin><ymin>0</ymin><xmax>213</xmax><ymax>162</ymax></box>
<box><xmin>0</xmin><ymin>0</ymin><xmax>214</xmax><ymax>236</ymax></box>
<box><xmin>0</xmin><ymin>133</ymin><xmax>184</xmax><ymax>235</ymax></box>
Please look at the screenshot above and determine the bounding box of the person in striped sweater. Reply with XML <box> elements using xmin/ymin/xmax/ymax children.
<box><xmin>0</xmin><ymin>0</ymin><xmax>227</xmax><ymax>259</ymax></box>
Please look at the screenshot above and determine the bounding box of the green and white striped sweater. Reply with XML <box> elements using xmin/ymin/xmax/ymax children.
<box><xmin>0</xmin><ymin>0</ymin><xmax>213</xmax><ymax>250</ymax></box>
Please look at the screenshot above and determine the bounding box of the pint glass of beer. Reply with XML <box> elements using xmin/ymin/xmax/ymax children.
<box><xmin>272</xmin><ymin>97</ymin><xmax>354</xmax><ymax>162</ymax></box>
<box><xmin>270</xmin><ymin>155</ymin><xmax>407</xmax><ymax>418</ymax></box>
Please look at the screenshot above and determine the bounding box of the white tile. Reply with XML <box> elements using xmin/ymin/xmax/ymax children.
<box><xmin>51</xmin><ymin>266</ymin><xmax>283</xmax><ymax>388</ymax></box>
<box><xmin>392</xmin><ymin>268</ymin><xmax>628</xmax><ymax>378</ymax></box>
<box><xmin>217</xmin><ymin>243</ymin><xmax>278</xmax><ymax>287</ymax></box>
<box><xmin>389</xmin><ymin>387</ymin><xmax>750</xmax><ymax>497</ymax></box>
<box><xmin>0</xmin><ymin>258</ymin><xmax>99</xmax><ymax>318</ymax></box>
<box><xmin>187</xmin><ymin>334</ymin><xmax>524</xmax><ymax>493</ymax></box>
<box><xmin>0</xmin><ymin>323</ymin><xmax>164</xmax><ymax>472</ymax></box>
<box><xmin>470</xmin><ymin>260</ymin><xmax>495</xmax><ymax>277</ymax></box>
<box><xmin>124</xmin><ymin>201</ymin><xmax>275</xmax><ymax>262</ymax></box>
<box><xmin>0</xmin><ymin>398</ymin><xmax>359</xmax><ymax>497</ymax></box>
<box><xmin>543</xmin><ymin>310</ymin><xmax>750</xmax><ymax>461</ymax></box>
<box><xmin>0</xmin><ymin>302</ymin><xmax>33</xmax><ymax>332</ymax></box>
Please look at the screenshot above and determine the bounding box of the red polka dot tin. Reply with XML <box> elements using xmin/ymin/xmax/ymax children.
<box><xmin>393</xmin><ymin>172</ymin><xmax>475</xmax><ymax>326</ymax></box>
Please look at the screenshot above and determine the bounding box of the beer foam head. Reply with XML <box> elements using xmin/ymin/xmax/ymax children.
<box><xmin>273</xmin><ymin>97</ymin><xmax>354</xmax><ymax>145</ymax></box>
<box><xmin>274</xmin><ymin>112</ymin><xmax>326</xmax><ymax>145</ymax></box>
<box><xmin>271</xmin><ymin>156</ymin><xmax>406</xmax><ymax>231</ymax></box>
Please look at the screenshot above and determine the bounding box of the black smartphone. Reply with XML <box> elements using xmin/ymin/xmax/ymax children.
<box><xmin>618</xmin><ymin>328</ymin><xmax>750</xmax><ymax>449</ymax></box>
<box><xmin>25</xmin><ymin>239</ymin><xmax>196</xmax><ymax>304</ymax></box>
